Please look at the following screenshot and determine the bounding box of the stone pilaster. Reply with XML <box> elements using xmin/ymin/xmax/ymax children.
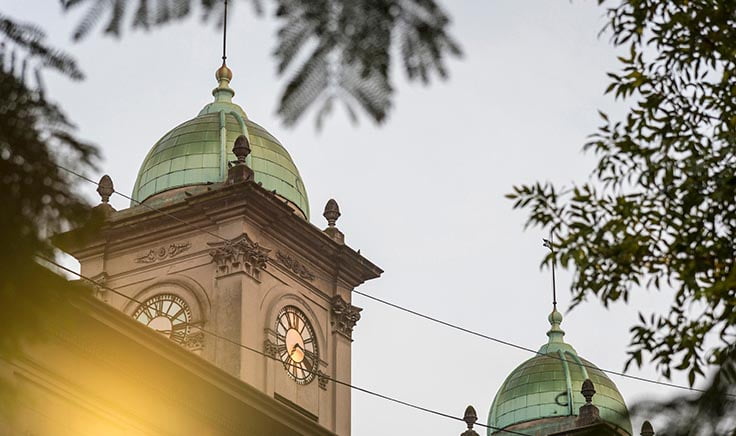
<box><xmin>330</xmin><ymin>292</ymin><xmax>361</xmax><ymax>435</ymax></box>
<box><xmin>212</xmin><ymin>272</ymin><xmax>244</xmax><ymax>377</ymax></box>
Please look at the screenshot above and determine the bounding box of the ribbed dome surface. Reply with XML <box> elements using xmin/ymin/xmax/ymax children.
<box><xmin>488</xmin><ymin>354</ymin><xmax>631</xmax><ymax>435</ymax></box>
<box><xmin>130</xmin><ymin>64</ymin><xmax>310</xmax><ymax>219</ymax></box>
<box><xmin>487</xmin><ymin>311</ymin><xmax>632</xmax><ymax>436</ymax></box>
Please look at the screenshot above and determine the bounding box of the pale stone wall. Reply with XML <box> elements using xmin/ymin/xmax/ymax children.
<box><xmin>67</xmin><ymin>187</ymin><xmax>379</xmax><ymax>435</ymax></box>
<box><xmin>0</xmin><ymin>295</ymin><xmax>338</xmax><ymax>436</ymax></box>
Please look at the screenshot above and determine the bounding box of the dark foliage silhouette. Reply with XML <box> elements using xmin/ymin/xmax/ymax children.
<box><xmin>61</xmin><ymin>0</ymin><xmax>462</xmax><ymax>127</ymax></box>
<box><xmin>0</xmin><ymin>12</ymin><xmax>97</xmax><ymax>407</ymax></box>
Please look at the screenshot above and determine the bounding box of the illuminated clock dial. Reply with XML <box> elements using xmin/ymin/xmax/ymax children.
<box><xmin>133</xmin><ymin>294</ymin><xmax>191</xmax><ymax>344</ymax></box>
<box><xmin>275</xmin><ymin>306</ymin><xmax>318</xmax><ymax>384</ymax></box>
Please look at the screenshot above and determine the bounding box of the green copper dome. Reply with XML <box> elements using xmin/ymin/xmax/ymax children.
<box><xmin>487</xmin><ymin>310</ymin><xmax>632</xmax><ymax>436</ymax></box>
<box><xmin>131</xmin><ymin>64</ymin><xmax>309</xmax><ymax>219</ymax></box>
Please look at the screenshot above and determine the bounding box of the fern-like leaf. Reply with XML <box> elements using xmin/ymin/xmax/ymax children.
<box><xmin>60</xmin><ymin>0</ymin><xmax>460</xmax><ymax>126</ymax></box>
<box><xmin>277</xmin><ymin>42</ymin><xmax>330</xmax><ymax>126</ymax></box>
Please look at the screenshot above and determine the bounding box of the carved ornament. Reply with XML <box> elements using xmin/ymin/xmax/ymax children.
<box><xmin>135</xmin><ymin>241</ymin><xmax>191</xmax><ymax>264</ymax></box>
<box><xmin>208</xmin><ymin>233</ymin><xmax>270</xmax><ymax>279</ymax></box>
<box><xmin>330</xmin><ymin>295</ymin><xmax>362</xmax><ymax>340</ymax></box>
<box><xmin>90</xmin><ymin>272</ymin><xmax>109</xmax><ymax>302</ymax></box>
<box><xmin>264</xmin><ymin>338</ymin><xmax>279</xmax><ymax>359</ymax></box>
<box><xmin>276</xmin><ymin>251</ymin><xmax>315</xmax><ymax>281</ymax></box>
<box><xmin>317</xmin><ymin>370</ymin><xmax>329</xmax><ymax>390</ymax></box>
<box><xmin>183</xmin><ymin>331</ymin><xmax>205</xmax><ymax>351</ymax></box>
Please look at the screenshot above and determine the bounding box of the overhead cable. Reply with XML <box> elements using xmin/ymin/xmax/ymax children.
<box><xmin>51</xmin><ymin>162</ymin><xmax>724</xmax><ymax>398</ymax></box>
<box><xmin>38</xmin><ymin>256</ymin><xmax>527</xmax><ymax>436</ymax></box>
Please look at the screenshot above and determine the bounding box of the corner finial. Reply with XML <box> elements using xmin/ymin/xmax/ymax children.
<box><xmin>324</xmin><ymin>199</ymin><xmax>341</xmax><ymax>227</ymax></box>
<box><xmin>97</xmin><ymin>175</ymin><xmax>114</xmax><ymax>204</ymax></box>
<box><xmin>323</xmin><ymin>199</ymin><xmax>344</xmax><ymax>244</ymax></box>
<box><xmin>93</xmin><ymin>174</ymin><xmax>116</xmax><ymax>217</ymax></box>
<box><xmin>226</xmin><ymin>135</ymin><xmax>253</xmax><ymax>183</ymax></box>
<box><xmin>461</xmin><ymin>405</ymin><xmax>480</xmax><ymax>436</ymax></box>
<box><xmin>233</xmin><ymin>135</ymin><xmax>251</xmax><ymax>164</ymax></box>
<box><xmin>463</xmin><ymin>405</ymin><xmax>477</xmax><ymax>429</ymax></box>
<box><xmin>641</xmin><ymin>421</ymin><xmax>655</xmax><ymax>436</ymax></box>
<box><xmin>581</xmin><ymin>378</ymin><xmax>596</xmax><ymax>404</ymax></box>
<box><xmin>576</xmin><ymin>379</ymin><xmax>601</xmax><ymax>425</ymax></box>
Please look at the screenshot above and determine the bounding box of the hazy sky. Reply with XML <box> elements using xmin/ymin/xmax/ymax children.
<box><xmin>3</xmin><ymin>1</ymin><xmax>703</xmax><ymax>435</ymax></box>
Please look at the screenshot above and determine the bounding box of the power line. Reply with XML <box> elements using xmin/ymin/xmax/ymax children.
<box><xmin>38</xmin><ymin>255</ymin><xmax>526</xmax><ymax>436</ymax></box>
<box><xmin>55</xmin><ymin>164</ymin><xmax>233</xmax><ymax>245</ymax></box>
<box><xmin>52</xmin><ymin>162</ymin><xmax>727</xmax><ymax>398</ymax></box>
<box><xmin>352</xmin><ymin>290</ymin><xmax>727</xmax><ymax>398</ymax></box>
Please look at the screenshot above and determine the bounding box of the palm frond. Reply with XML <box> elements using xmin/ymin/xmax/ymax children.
<box><xmin>339</xmin><ymin>0</ymin><xmax>393</xmax><ymax>80</ymax></box>
<box><xmin>395</xmin><ymin>0</ymin><xmax>461</xmax><ymax>84</ymax></box>
<box><xmin>72</xmin><ymin>0</ymin><xmax>108</xmax><ymax>41</ymax></box>
<box><xmin>0</xmin><ymin>13</ymin><xmax>84</xmax><ymax>84</ymax></box>
<box><xmin>277</xmin><ymin>43</ymin><xmax>330</xmax><ymax>126</ymax></box>
<box><xmin>171</xmin><ymin>0</ymin><xmax>192</xmax><ymax>19</ymax></box>
<box><xmin>104</xmin><ymin>0</ymin><xmax>128</xmax><ymax>35</ymax></box>
<box><xmin>273</xmin><ymin>7</ymin><xmax>314</xmax><ymax>73</ymax></box>
<box><xmin>60</xmin><ymin>0</ymin><xmax>460</xmax><ymax>126</ymax></box>
<box><xmin>337</xmin><ymin>58</ymin><xmax>391</xmax><ymax>124</ymax></box>
<box><xmin>155</xmin><ymin>0</ymin><xmax>172</xmax><ymax>24</ymax></box>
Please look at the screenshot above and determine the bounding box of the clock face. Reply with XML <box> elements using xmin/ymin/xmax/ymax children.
<box><xmin>134</xmin><ymin>294</ymin><xmax>191</xmax><ymax>344</ymax></box>
<box><xmin>275</xmin><ymin>306</ymin><xmax>318</xmax><ymax>384</ymax></box>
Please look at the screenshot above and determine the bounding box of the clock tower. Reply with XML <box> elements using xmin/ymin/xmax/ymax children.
<box><xmin>62</xmin><ymin>62</ymin><xmax>382</xmax><ymax>435</ymax></box>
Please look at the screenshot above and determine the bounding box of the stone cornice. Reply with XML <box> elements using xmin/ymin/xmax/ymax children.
<box><xmin>56</xmin><ymin>181</ymin><xmax>382</xmax><ymax>289</ymax></box>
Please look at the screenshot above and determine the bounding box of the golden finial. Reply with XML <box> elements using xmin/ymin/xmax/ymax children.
<box><xmin>216</xmin><ymin>62</ymin><xmax>232</xmax><ymax>82</ymax></box>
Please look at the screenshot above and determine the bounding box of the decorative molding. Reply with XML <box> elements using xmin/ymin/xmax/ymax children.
<box><xmin>207</xmin><ymin>233</ymin><xmax>270</xmax><ymax>279</ymax></box>
<box><xmin>276</xmin><ymin>251</ymin><xmax>315</xmax><ymax>281</ymax></box>
<box><xmin>263</xmin><ymin>338</ymin><xmax>279</xmax><ymax>359</ymax></box>
<box><xmin>183</xmin><ymin>330</ymin><xmax>205</xmax><ymax>351</ymax></box>
<box><xmin>135</xmin><ymin>241</ymin><xmax>191</xmax><ymax>264</ymax></box>
<box><xmin>317</xmin><ymin>370</ymin><xmax>329</xmax><ymax>390</ymax></box>
<box><xmin>90</xmin><ymin>272</ymin><xmax>109</xmax><ymax>302</ymax></box>
<box><xmin>330</xmin><ymin>295</ymin><xmax>362</xmax><ymax>340</ymax></box>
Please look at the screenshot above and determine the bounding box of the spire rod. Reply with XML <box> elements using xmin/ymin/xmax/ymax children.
<box><xmin>542</xmin><ymin>230</ymin><xmax>557</xmax><ymax>311</ymax></box>
<box><xmin>222</xmin><ymin>0</ymin><xmax>228</xmax><ymax>64</ymax></box>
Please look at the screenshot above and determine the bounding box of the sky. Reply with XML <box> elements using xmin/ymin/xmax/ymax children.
<box><xmin>2</xmin><ymin>1</ymin><xmax>705</xmax><ymax>435</ymax></box>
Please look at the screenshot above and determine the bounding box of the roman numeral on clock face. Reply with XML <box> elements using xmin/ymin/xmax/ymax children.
<box><xmin>134</xmin><ymin>294</ymin><xmax>192</xmax><ymax>345</ymax></box>
<box><xmin>275</xmin><ymin>306</ymin><xmax>319</xmax><ymax>384</ymax></box>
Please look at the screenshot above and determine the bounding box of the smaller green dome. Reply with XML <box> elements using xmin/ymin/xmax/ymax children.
<box><xmin>487</xmin><ymin>310</ymin><xmax>632</xmax><ymax>436</ymax></box>
<box><xmin>131</xmin><ymin>63</ymin><xmax>310</xmax><ymax>219</ymax></box>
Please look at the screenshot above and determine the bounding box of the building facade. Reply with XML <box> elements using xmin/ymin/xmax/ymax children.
<box><xmin>0</xmin><ymin>62</ymin><xmax>381</xmax><ymax>435</ymax></box>
<box><xmin>2</xmin><ymin>57</ymin><xmax>651</xmax><ymax>436</ymax></box>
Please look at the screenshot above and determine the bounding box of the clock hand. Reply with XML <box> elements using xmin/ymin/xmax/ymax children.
<box><xmin>289</xmin><ymin>342</ymin><xmax>309</xmax><ymax>360</ymax></box>
<box><xmin>289</xmin><ymin>343</ymin><xmax>301</xmax><ymax>357</ymax></box>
